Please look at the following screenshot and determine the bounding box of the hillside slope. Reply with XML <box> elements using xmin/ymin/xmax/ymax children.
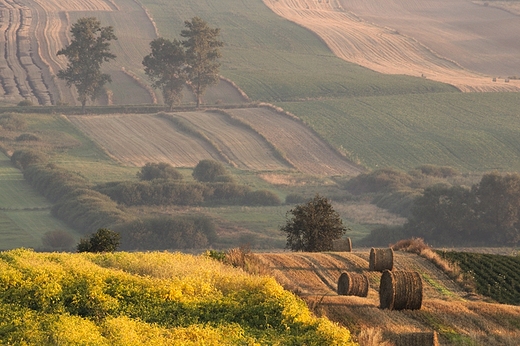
<box><xmin>67</xmin><ymin>109</ymin><xmax>363</xmax><ymax>176</ymax></box>
<box><xmin>256</xmin><ymin>251</ymin><xmax>520</xmax><ymax>345</ymax></box>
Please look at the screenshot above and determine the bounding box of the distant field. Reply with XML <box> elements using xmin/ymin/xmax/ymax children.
<box><xmin>140</xmin><ymin>0</ymin><xmax>456</xmax><ymax>102</ymax></box>
<box><xmin>279</xmin><ymin>92</ymin><xmax>520</xmax><ymax>172</ymax></box>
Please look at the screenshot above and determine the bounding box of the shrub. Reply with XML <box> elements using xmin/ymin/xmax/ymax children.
<box><xmin>414</xmin><ymin>164</ymin><xmax>459</xmax><ymax>178</ymax></box>
<box><xmin>17</xmin><ymin>99</ymin><xmax>33</xmax><ymax>107</ymax></box>
<box><xmin>205</xmin><ymin>182</ymin><xmax>250</xmax><ymax>204</ymax></box>
<box><xmin>41</xmin><ymin>230</ymin><xmax>75</xmax><ymax>250</ymax></box>
<box><xmin>192</xmin><ymin>159</ymin><xmax>230</xmax><ymax>182</ymax></box>
<box><xmin>0</xmin><ymin>113</ymin><xmax>26</xmax><ymax>130</ymax></box>
<box><xmin>244</xmin><ymin>189</ymin><xmax>281</xmax><ymax>206</ymax></box>
<box><xmin>15</xmin><ymin>133</ymin><xmax>40</xmax><ymax>141</ymax></box>
<box><xmin>76</xmin><ymin>228</ymin><xmax>120</xmax><ymax>253</ymax></box>
<box><xmin>285</xmin><ymin>193</ymin><xmax>308</xmax><ymax>204</ymax></box>
<box><xmin>137</xmin><ymin>162</ymin><xmax>183</xmax><ymax>181</ymax></box>
<box><xmin>10</xmin><ymin>149</ymin><xmax>47</xmax><ymax>170</ymax></box>
<box><xmin>344</xmin><ymin>168</ymin><xmax>413</xmax><ymax>194</ymax></box>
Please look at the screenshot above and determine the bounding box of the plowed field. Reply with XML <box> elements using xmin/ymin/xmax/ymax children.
<box><xmin>257</xmin><ymin>251</ymin><xmax>520</xmax><ymax>345</ymax></box>
<box><xmin>67</xmin><ymin>108</ymin><xmax>362</xmax><ymax>175</ymax></box>
<box><xmin>263</xmin><ymin>0</ymin><xmax>520</xmax><ymax>92</ymax></box>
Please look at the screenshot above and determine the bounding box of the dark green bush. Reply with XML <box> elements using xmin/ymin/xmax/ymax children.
<box><xmin>77</xmin><ymin>228</ymin><xmax>120</xmax><ymax>253</ymax></box>
<box><xmin>285</xmin><ymin>193</ymin><xmax>308</xmax><ymax>204</ymax></box>
<box><xmin>244</xmin><ymin>190</ymin><xmax>281</xmax><ymax>206</ymax></box>
<box><xmin>413</xmin><ymin>164</ymin><xmax>459</xmax><ymax>178</ymax></box>
<box><xmin>0</xmin><ymin>113</ymin><xmax>26</xmax><ymax>130</ymax></box>
<box><xmin>137</xmin><ymin>162</ymin><xmax>183</xmax><ymax>181</ymax></box>
<box><xmin>115</xmin><ymin>215</ymin><xmax>216</xmax><ymax>250</ymax></box>
<box><xmin>205</xmin><ymin>182</ymin><xmax>251</xmax><ymax>204</ymax></box>
<box><xmin>17</xmin><ymin>99</ymin><xmax>33</xmax><ymax>107</ymax></box>
<box><xmin>15</xmin><ymin>133</ymin><xmax>40</xmax><ymax>141</ymax></box>
<box><xmin>192</xmin><ymin>159</ymin><xmax>231</xmax><ymax>182</ymax></box>
<box><xmin>41</xmin><ymin>230</ymin><xmax>75</xmax><ymax>250</ymax></box>
<box><xmin>343</xmin><ymin>168</ymin><xmax>413</xmax><ymax>194</ymax></box>
<box><xmin>372</xmin><ymin>189</ymin><xmax>421</xmax><ymax>218</ymax></box>
<box><xmin>10</xmin><ymin>150</ymin><xmax>46</xmax><ymax>170</ymax></box>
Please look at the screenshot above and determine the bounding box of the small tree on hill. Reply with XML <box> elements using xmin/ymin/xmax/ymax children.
<box><xmin>281</xmin><ymin>194</ymin><xmax>347</xmax><ymax>252</ymax></box>
<box><xmin>142</xmin><ymin>38</ymin><xmax>187</xmax><ymax>110</ymax></box>
<box><xmin>77</xmin><ymin>228</ymin><xmax>120</xmax><ymax>253</ymax></box>
<box><xmin>181</xmin><ymin>17</ymin><xmax>223</xmax><ymax>107</ymax></box>
<box><xmin>57</xmin><ymin>17</ymin><xmax>117</xmax><ymax>113</ymax></box>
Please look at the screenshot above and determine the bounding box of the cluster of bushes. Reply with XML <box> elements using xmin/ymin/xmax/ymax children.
<box><xmin>344</xmin><ymin>165</ymin><xmax>460</xmax><ymax>217</ymax></box>
<box><xmin>0</xmin><ymin>249</ymin><xmax>355</xmax><ymax>345</ymax></box>
<box><xmin>95</xmin><ymin>160</ymin><xmax>281</xmax><ymax>207</ymax></box>
<box><xmin>114</xmin><ymin>215</ymin><xmax>217</xmax><ymax>250</ymax></box>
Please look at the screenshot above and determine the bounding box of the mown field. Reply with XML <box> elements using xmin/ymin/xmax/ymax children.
<box><xmin>255</xmin><ymin>249</ymin><xmax>520</xmax><ymax>345</ymax></box>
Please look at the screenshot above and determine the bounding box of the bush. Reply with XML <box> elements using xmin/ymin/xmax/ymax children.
<box><xmin>413</xmin><ymin>164</ymin><xmax>459</xmax><ymax>178</ymax></box>
<box><xmin>192</xmin><ymin>159</ymin><xmax>231</xmax><ymax>182</ymax></box>
<box><xmin>15</xmin><ymin>133</ymin><xmax>40</xmax><ymax>142</ymax></box>
<box><xmin>41</xmin><ymin>230</ymin><xmax>75</xmax><ymax>250</ymax></box>
<box><xmin>17</xmin><ymin>99</ymin><xmax>33</xmax><ymax>107</ymax></box>
<box><xmin>285</xmin><ymin>193</ymin><xmax>308</xmax><ymax>204</ymax></box>
<box><xmin>344</xmin><ymin>168</ymin><xmax>413</xmax><ymax>194</ymax></box>
<box><xmin>10</xmin><ymin>149</ymin><xmax>47</xmax><ymax>170</ymax></box>
<box><xmin>76</xmin><ymin>228</ymin><xmax>120</xmax><ymax>253</ymax></box>
<box><xmin>244</xmin><ymin>190</ymin><xmax>281</xmax><ymax>206</ymax></box>
<box><xmin>0</xmin><ymin>113</ymin><xmax>26</xmax><ymax>130</ymax></box>
<box><xmin>137</xmin><ymin>162</ymin><xmax>183</xmax><ymax>181</ymax></box>
<box><xmin>116</xmin><ymin>215</ymin><xmax>216</xmax><ymax>250</ymax></box>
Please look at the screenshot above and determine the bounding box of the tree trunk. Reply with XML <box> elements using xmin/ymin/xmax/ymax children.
<box><xmin>81</xmin><ymin>100</ymin><xmax>86</xmax><ymax>114</ymax></box>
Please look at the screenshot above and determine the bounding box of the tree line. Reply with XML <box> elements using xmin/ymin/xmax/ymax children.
<box><xmin>57</xmin><ymin>17</ymin><xmax>222</xmax><ymax>112</ymax></box>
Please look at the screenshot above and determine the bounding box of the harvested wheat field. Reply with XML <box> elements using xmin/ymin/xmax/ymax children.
<box><xmin>67</xmin><ymin>108</ymin><xmax>363</xmax><ymax>175</ymax></box>
<box><xmin>226</xmin><ymin>107</ymin><xmax>364</xmax><ymax>176</ymax></box>
<box><xmin>263</xmin><ymin>0</ymin><xmax>520</xmax><ymax>92</ymax></box>
<box><xmin>256</xmin><ymin>251</ymin><xmax>520</xmax><ymax>345</ymax></box>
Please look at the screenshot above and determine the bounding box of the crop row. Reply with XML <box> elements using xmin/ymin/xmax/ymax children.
<box><xmin>439</xmin><ymin>251</ymin><xmax>520</xmax><ymax>305</ymax></box>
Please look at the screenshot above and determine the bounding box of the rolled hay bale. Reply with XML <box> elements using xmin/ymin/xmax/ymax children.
<box><xmin>389</xmin><ymin>331</ymin><xmax>439</xmax><ymax>346</ymax></box>
<box><xmin>369</xmin><ymin>247</ymin><xmax>393</xmax><ymax>271</ymax></box>
<box><xmin>337</xmin><ymin>272</ymin><xmax>369</xmax><ymax>297</ymax></box>
<box><xmin>333</xmin><ymin>237</ymin><xmax>352</xmax><ymax>252</ymax></box>
<box><xmin>379</xmin><ymin>270</ymin><xmax>423</xmax><ymax>310</ymax></box>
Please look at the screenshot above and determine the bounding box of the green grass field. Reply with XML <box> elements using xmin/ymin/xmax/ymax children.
<box><xmin>140</xmin><ymin>0</ymin><xmax>456</xmax><ymax>102</ymax></box>
<box><xmin>279</xmin><ymin>92</ymin><xmax>520</xmax><ymax>172</ymax></box>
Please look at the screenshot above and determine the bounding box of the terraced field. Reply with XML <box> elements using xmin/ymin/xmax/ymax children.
<box><xmin>67</xmin><ymin>108</ymin><xmax>363</xmax><ymax>175</ymax></box>
<box><xmin>257</xmin><ymin>251</ymin><xmax>520</xmax><ymax>345</ymax></box>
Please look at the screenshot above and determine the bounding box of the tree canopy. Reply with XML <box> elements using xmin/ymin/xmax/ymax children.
<box><xmin>77</xmin><ymin>228</ymin><xmax>120</xmax><ymax>253</ymax></box>
<box><xmin>181</xmin><ymin>17</ymin><xmax>223</xmax><ymax>107</ymax></box>
<box><xmin>57</xmin><ymin>17</ymin><xmax>117</xmax><ymax>113</ymax></box>
<box><xmin>142</xmin><ymin>38</ymin><xmax>186</xmax><ymax>110</ymax></box>
<box><xmin>405</xmin><ymin>172</ymin><xmax>520</xmax><ymax>246</ymax></box>
<box><xmin>281</xmin><ymin>194</ymin><xmax>347</xmax><ymax>252</ymax></box>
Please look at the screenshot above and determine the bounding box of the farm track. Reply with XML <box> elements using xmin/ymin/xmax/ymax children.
<box><xmin>263</xmin><ymin>0</ymin><xmax>520</xmax><ymax>92</ymax></box>
<box><xmin>257</xmin><ymin>251</ymin><xmax>520</xmax><ymax>344</ymax></box>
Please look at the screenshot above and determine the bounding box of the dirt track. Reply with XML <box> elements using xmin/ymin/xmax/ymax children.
<box><xmin>263</xmin><ymin>0</ymin><xmax>520</xmax><ymax>92</ymax></box>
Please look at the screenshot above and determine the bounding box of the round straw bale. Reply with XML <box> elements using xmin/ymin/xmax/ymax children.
<box><xmin>333</xmin><ymin>237</ymin><xmax>352</xmax><ymax>252</ymax></box>
<box><xmin>369</xmin><ymin>247</ymin><xmax>393</xmax><ymax>271</ymax></box>
<box><xmin>389</xmin><ymin>331</ymin><xmax>439</xmax><ymax>346</ymax></box>
<box><xmin>337</xmin><ymin>272</ymin><xmax>369</xmax><ymax>297</ymax></box>
<box><xmin>379</xmin><ymin>270</ymin><xmax>423</xmax><ymax>310</ymax></box>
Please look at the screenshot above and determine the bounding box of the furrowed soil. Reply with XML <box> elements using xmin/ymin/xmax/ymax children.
<box><xmin>67</xmin><ymin>108</ymin><xmax>363</xmax><ymax>176</ymax></box>
<box><xmin>263</xmin><ymin>0</ymin><xmax>520</xmax><ymax>92</ymax></box>
<box><xmin>256</xmin><ymin>251</ymin><xmax>520</xmax><ymax>345</ymax></box>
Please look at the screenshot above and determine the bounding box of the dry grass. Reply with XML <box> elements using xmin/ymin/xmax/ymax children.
<box><xmin>391</xmin><ymin>238</ymin><xmax>476</xmax><ymax>293</ymax></box>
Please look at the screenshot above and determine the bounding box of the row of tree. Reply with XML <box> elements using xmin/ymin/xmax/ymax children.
<box><xmin>57</xmin><ymin>17</ymin><xmax>222</xmax><ymax>112</ymax></box>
